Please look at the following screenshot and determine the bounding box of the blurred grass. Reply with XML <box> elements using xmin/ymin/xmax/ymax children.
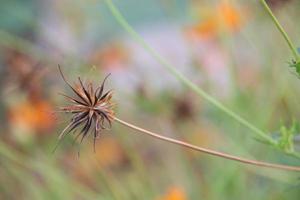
<box><xmin>0</xmin><ymin>0</ymin><xmax>300</xmax><ymax>199</ymax></box>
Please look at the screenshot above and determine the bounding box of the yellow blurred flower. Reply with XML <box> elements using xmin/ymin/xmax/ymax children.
<box><xmin>157</xmin><ymin>186</ymin><xmax>187</xmax><ymax>200</ymax></box>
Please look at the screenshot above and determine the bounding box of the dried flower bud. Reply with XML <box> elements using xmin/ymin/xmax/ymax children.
<box><xmin>58</xmin><ymin>66</ymin><xmax>115</xmax><ymax>150</ymax></box>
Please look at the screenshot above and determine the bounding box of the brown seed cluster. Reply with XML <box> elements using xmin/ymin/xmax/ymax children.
<box><xmin>58</xmin><ymin>66</ymin><xmax>114</xmax><ymax>149</ymax></box>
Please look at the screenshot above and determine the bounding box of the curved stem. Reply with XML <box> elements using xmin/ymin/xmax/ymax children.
<box><xmin>104</xmin><ymin>0</ymin><xmax>276</xmax><ymax>146</ymax></box>
<box><xmin>259</xmin><ymin>0</ymin><xmax>299</xmax><ymax>61</ymax></box>
<box><xmin>114</xmin><ymin>117</ymin><xmax>300</xmax><ymax>172</ymax></box>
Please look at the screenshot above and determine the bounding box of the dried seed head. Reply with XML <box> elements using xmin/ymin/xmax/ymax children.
<box><xmin>57</xmin><ymin>66</ymin><xmax>115</xmax><ymax>150</ymax></box>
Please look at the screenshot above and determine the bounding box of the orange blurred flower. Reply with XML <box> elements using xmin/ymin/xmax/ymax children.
<box><xmin>186</xmin><ymin>1</ymin><xmax>245</xmax><ymax>39</ymax></box>
<box><xmin>65</xmin><ymin>137</ymin><xmax>127</xmax><ymax>183</ymax></box>
<box><xmin>71</xmin><ymin>137</ymin><xmax>126</xmax><ymax>169</ymax></box>
<box><xmin>157</xmin><ymin>186</ymin><xmax>187</xmax><ymax>200</ymax></box>
<box><xmin>94</xmin><ymin>137</ymin><xmax>126</xmax><ymax>168</ymax></box>
<box><xmin>89</xmin><ymin>43</ymin><xmax>129</xmax><ymax>71</ymax></box>
<box><xmin>8</xmin><ymin>99</ymin><xmax>55</xmax><ymax>136</ymax></box>
<box><xmin>218</xmin><ymin>1</ymin><xmax>242</xmax><ymax>31</ymax></box>
<box><xmin>189</xmin><ymin>17</ymin><xmax>218</xmax><ymax>39</ymax></box>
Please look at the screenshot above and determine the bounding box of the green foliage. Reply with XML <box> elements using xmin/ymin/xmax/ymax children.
<box><xmin>289</xmin><ymin>60</ymin><xmax>300</xmax><ymax>76</ymax></box>
<box><xmin>276</xmin><ymin>121</ymin><xmax>299</xmax><ymax>154</ymax></box>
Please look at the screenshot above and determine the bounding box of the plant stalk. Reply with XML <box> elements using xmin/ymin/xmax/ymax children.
<box><xmin>104</xmin><ymin>0</ymin><xmax>276</xmax><ymax>145</ymax></box>
<box><xmin>259</xmin><ymin>0</ymin><xmax>299</xmax><ymax>61</ymax></box>
<box><xmin>114</xmin><ymin>117</ymin><xmax>300</xmax><ymax>172</ymax></box>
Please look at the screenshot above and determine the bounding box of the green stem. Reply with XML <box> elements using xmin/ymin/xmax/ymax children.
<box><xmin>259</xmin><ymin>0</ymin><xmax>299</xmax><ymax>61</ymax></box>
<box><xmin>104</xmin><ymin>0</ymin><xmax>276</xmax><ymax>145</ymax></box>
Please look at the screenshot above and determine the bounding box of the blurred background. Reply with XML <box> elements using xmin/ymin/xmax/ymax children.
<box><xmin>0</xmin><ymin>0</ymin><xmax>300</xmax><ymax>199</ymax></box>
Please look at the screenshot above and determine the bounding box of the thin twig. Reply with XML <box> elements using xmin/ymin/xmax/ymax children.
<box><xmin>114</xmin><ymin>117</ymin><xmax>300</xmax><ymax>172</ymax></box>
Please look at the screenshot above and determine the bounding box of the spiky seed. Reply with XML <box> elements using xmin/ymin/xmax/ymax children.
<box><xmin>58</xmin><ymin>66</ymin><xmax>114</xmax><ymax>151</ymax></box>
